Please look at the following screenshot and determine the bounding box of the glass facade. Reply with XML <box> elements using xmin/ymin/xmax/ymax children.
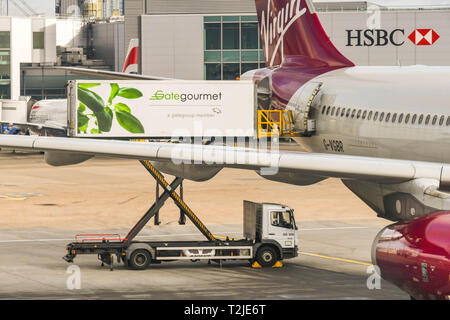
<box><xmin>204</xmin><ymin>16</ymin><xmax>265</xmax><ymax>80</ymax></box>
<box><xmin>0</xmin><ymin>31</ymin><xmax>10</xmax><ymax>99</ymax></box>
<box><xmin>33</xmin><ymin>32</ymin><xmax>45</xmax><ymax>49</ymax></box>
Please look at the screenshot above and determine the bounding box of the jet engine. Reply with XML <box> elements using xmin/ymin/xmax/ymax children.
<box><xmin>372</xmin><ymin>211</ymin><xmax>450</xmax><ymax>300</ymax></box>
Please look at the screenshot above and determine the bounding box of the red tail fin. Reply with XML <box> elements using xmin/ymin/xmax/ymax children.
<box><xmin>122</xmin><ymin>39</ymin><xmax>139</xmax><ymax>74</ymax></box>
<box><xmin>255</xmin><ymin>0</ymin><xmax>354</xmax><ymax>67</ymax></box>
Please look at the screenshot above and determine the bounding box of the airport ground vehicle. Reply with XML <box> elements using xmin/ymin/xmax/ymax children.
<box><xmin>67</xmin><ymin>79</ymin><xmax>256</xmax><ymax>139</ymax></box>
<box><xmin>63</xmin><ymin>160</ymin><xmax>298</xmax><ymax>270</ymax></box>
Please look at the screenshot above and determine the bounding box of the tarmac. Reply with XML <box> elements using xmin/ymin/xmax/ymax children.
<box><xmin>0</xmin><ymin>150</ymin><xmax>408</xmax><ymax>300</ymax></box>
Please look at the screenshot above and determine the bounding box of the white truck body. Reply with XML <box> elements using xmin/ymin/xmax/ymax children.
<box><xmin>67</xmin><ymin>80</ymin><xmax>257</xmax><ymax>138</ymax></box>
<box><xmin>0</xmin><ymin>100</ymin><xmax>28</xmax><ymax>123</ymax></box>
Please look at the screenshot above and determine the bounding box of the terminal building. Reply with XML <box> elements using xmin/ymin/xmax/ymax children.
<box><xmin>1</xmin><ymin>0</ymin><xmax>450</xmax><ymax>101</ymax></box>
<box><xmin>123</xmin><ymin>0</ymin><xmax>450</xmax><ymax>80</ymax></box>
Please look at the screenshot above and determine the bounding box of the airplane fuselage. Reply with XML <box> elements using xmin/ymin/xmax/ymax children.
<box><xmin>290</xmin><ymin>66</ymin><xmax>450</xmax><ymax>164</ymax></box>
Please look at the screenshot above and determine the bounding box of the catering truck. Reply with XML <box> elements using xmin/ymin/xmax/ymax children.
<box><xmin>66</xmin><ymin>80</ymin><xmax>257</xmax><ymax>139</ymax></box>
<box><xmin>64</xmin><ymin>196</ymin><xmax>299</xmax><ymax>270</ymax></box>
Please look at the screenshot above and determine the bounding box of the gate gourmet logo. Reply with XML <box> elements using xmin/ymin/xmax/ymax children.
<box><xmin>150</xmin><ymin>90</ymin><xmax>223</xmax><ymax>103</ymax></box>
<box><xmin>260</xmin><ymin>0</ymin><xmax>307</xmax><ymax>66</ymax></box>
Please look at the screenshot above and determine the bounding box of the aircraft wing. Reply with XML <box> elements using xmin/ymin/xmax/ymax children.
<box><xmin>55</xmin><ymin>66</ymin><xmax>174</xmax><ymax>81</ymax></box>
<box><xmin>0</xmin><ymin>135</ymin><xmax>443</xmax><ymax>184</ymax></box>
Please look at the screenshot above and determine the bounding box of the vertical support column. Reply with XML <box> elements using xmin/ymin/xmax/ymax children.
<box><xmin>178</xmin><ymin>181</ymin><xmax>186</xmax><ymax>225</ymax></box>
<box><xmin>154</xmin><ymin>182</ymin><xmax>161</xmax><ymax>225</ymax></box>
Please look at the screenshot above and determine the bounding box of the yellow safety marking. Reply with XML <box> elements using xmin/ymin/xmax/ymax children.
<box><xmin>214</xmin><ymin>235</ymin><xmax>238</xmax><ymax>241</ymax></box>
<box><xmin>299</xmin><ymin>251</ymin><xmax>373</xmax><ymax>266</ymax></box>
<box><xmin>0</xmin><ymin>195</ymin><xmax>26</xmax><ymax>201</ymax></box>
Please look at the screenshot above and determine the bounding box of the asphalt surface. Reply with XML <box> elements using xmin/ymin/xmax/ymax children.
<box><xmin>0</xmin><ymin>221</ymin><xmax>408</xmax><ymax>300</ymax></box>
<box><xmin>0</xmin><ymin>150</ymin><xmax>409</xmax><ymax>300</ymax></box>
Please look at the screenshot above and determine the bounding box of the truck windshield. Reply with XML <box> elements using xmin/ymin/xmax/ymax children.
<box><xmin>271</xmin><ymin>211</ymin><xmax>294</xmax><ymax>229</ymax></box>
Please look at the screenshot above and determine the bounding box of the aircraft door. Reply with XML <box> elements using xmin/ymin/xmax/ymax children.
<box><xmin>286</xmin><ymin>81</ymin><xmax>322</xmax><ymax>135</ymax></box>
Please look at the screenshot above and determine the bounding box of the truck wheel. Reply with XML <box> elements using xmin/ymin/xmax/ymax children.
<box><xmin>129</xmin><ymin>249</ymin><xmax>151</xmax><ymax>270</ymax></box>
<box><xmin>256</xmin><ymin>246</ymin><xmax>277</xmax><ymax>267</ymax></box>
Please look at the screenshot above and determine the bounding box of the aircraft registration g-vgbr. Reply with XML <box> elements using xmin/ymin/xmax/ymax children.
<box><xmin>0</xmin><ymin>0</ymin><xmax>448</xmax><ymax>299</ymax></box>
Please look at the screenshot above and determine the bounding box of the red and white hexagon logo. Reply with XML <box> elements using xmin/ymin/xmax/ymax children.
<box><xmin>408</xmin><ymin>29</ymin><xmax>440</xmax><ymax>45</ymax></box>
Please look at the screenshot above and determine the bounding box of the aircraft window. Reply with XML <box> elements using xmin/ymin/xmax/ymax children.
<box><xmin>322</xmin><ymin>106</ymin><xmax>326</xmax><ymax>114</ymax></box>
<box><xmin>411</xmin><ymin>114</ymin><xmax>416</xmax><ymax>124</ymax></box>
<box><xmin>336</xmin><ymin>107</ymin><xmax>341</xmax><ymax>116</ymax></box>
<box><xmin>439</xmin><ymin>115</ymin><xmax>444</xmax><ymax>126</ymax></box>
<box><xmin>432</xmin><ymin>115</ymin><xmax>438</xmax><ymax>125</ymax></box>
<box><xmin>346</xmin><ymin>109</ymin><xmax>351</xmax><ymax>117</ymax></box>
<box><xmin>425</xmin><ymin>115</ymin><xmax>430</xmax><ymax>125</ymax></box>
<box><xmin>447</xmin><ymin>116</ymin><xmax>450</xmax><ymax>126</ymax></box>
<box><xmin>331</xmin><ymin>106</ymin><xmax>336</xmax><ymax>116</ymax></box>
<box><xmin>351</xmin><ymin>109</ymin><xmax>356</xmax><ymax>118</ymax></box>
<box><xmin>368</xmin><ymin>111</ymin><xmax>373</xmax><ymax>120</ymax></box>
<box><xmin>398</xmin><ymin>113</ymin><xmax>404</xmax><ymax>123</ymax></box>
<box><xmin>379</xmin><ymin>112</ymin><xmax>384</xmax><ymax>121</ymax></box>
<box><xmin>362</xmin><ymin>110</ymin><xmax>367</xmax><ymax>119</ymax></box>
<box><xmin>326</xmin><ymin>106</ymin><xmax>331</xmax><ymax>115</ymax></box>
<box><xmin>357</xmin><ymin>110</ymin><xmax>362</xmax><ymax>119</ymax></box>
<box><xmin>374</xmin><ymin>112</ymin><xmax>379</xmax><ymax>121</ymax></box>
<box><xmin>405</xmin><ymin>114</ymin><xmax>410</xmax><ymax>124</ymax></box>
<box><xmin>341</xmin><ymin>108</ymin><xmax>346</xmax><ymax>117</ymax></box>
<box><xmin>418</xmin><ymin>114</ymin><xmax>424</xmax><ymax>124</ymax></box>
<box><xmin>386</xmin><ymin>113</ymin><xmax>391</xmax><ymax>122</ymax></box>
<box><xmin>392</xmin><ymin>113</ymin><xmax>397</xmax><ymax>123</ymax></box>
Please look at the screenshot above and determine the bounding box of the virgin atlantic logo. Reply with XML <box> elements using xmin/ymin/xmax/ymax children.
<box><xmin>408</xmin><ymin>29</ymin><xmax>440</xmax><ymax>46</ymax></box>
<box><xmin>260</xmin><ymin>0</ymin><xmax>306</xmax><ymax>67</ymax></box>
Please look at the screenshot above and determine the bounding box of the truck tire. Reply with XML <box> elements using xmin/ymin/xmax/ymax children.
<box><xmin>128</xmin><ymin>249</ymin><xmax>151</xmax><ymax>270</ymax></box>
<box><xmin>256</xmin><ymin>246</ymin><xmax>278</xmax><ymax>267</ymax></box>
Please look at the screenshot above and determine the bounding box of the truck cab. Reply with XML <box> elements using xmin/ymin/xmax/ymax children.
<box><xmin>244</xmin><ymin>201</ymin><xmax>299</xmax><ymax>266</ymax></box>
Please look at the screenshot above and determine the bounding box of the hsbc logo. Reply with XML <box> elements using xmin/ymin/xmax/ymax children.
<box><xmin>346</xmin><ymin>29</ymin><xmax>439</xmax><ymax>47</ymax></box>
<box><xmin>408</xmin><ymin>29</ymin><xmax>440</xmax><ymax>45</ymax></box>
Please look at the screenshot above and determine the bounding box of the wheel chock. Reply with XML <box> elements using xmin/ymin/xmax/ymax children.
<box><xmin>251</xmin><ymin>261</ymin><xmax>262</xmax><ymax>268</ymax></box>
<box><xmin>272</xmin><ymin>261</ymin><xmax>283</xmax><ymax>268</ymax></box>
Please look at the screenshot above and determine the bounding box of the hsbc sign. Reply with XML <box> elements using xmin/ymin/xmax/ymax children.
<box><xmin>346</xmin><ymin>29</ymin><xmax>440</xmax><ymax>46</ymax></box>
<box><xmin>408</xmin><ymin>29</ymin><xmax>440</xmax><ymax>45</ymax></box>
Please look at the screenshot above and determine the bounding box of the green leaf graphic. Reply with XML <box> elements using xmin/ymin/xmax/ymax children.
<box><xmin>77</xmin><ymin>87</ymin><xmax>112</xmax><ymax>132</ymax></box>
<box><xmin>78</xmin><ymin>102</ymin><xmax>86</xmax><ymax>113</ymax></box>
<box><xmin>117</xmin><ymin>87</ymin><xmax>143</xmax><ymax>99</ymax></box>
<box><xmin>78</xmin><ymin>83</ymin><xmax>101</xmax><ymax>90</ymax></box>
<box><xmin>115</xmin><ymin>110</ymin><xmax>145</xmax><ymax>133</ymax></box>
<box><xmin>78</xmin><ymin>113</ymin><xmax>89</xmax><ymax>128</ymax></box>
<box><xmin>114</xmin><ymin>103</ymin><xmax>131</xmax><ymax>113</ymax></box>
<box><xmin>90</xmin><ymin>128</ymin><xmax>100</xmax><ymax>134</ymax></box>
<box><xmin>108</xmin><ymin>83</ymin><xmax>119</xmax><ymax>105</ymax></box>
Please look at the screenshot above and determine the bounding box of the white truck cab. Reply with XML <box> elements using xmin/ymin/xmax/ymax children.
<box><xmin>244</xmin><ymin>201</ymin><xmax>299</xmax><ymax>266</ymax></box>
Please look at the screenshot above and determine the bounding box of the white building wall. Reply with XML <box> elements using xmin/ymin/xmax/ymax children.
<box><xmin>11</xmin><ymin>18</ymin><xmax>31</xmax><ymax>100</ymax></box>
<box><xmin>44</xmin><ymin>19</ymin><xmax>57</xmax><ymax>64</ymax></box>
<box><xmin>55</xmin><ymin>18</ymin><xmax>85</xmax><ymax>48</ymax></box>
<box><xmin>140</xmin><ymin>10</ymin><xmax>450</xmax><ymax>80</ymax></box>
<box><xmin>141</xmin><ymin>15</ymin><xmax>203</xmax><ymax>79</ymax></box>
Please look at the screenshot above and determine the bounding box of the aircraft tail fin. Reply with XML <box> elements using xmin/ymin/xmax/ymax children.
<box><xmin>255</xmin><ymin>0</ymin><xmax>354</xmax><ymax>67</ymax></box>
<box><xmin>122</xmin><ymin>39</ymin><xmax>139</xmax><ymax>74</ymax></box>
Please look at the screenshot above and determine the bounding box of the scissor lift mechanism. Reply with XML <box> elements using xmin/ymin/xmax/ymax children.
<box><xmin>63</xmin><ymin>160</ymin><xmax>256</xmax><ymax>270</ymax></box>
